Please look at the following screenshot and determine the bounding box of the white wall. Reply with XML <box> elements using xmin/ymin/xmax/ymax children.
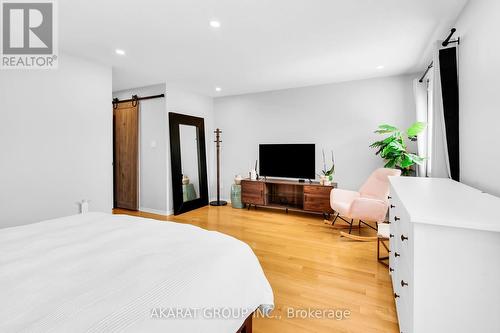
<box><xmin>453</xmin><ymin>0</ymin><xmax>500</xmax><ymax>196</ymax></box>
<box><xmin>113</xmin><ymin>84</ymin><xmax>168</xmax><ymax>214</ymax></box>
<box><xmin>113</xmin><ymin>84</ymin><xmax>214</xmax><ymax>215</ymax></box>
<box><xmin>214</xmin><ymin>75</ymin><xmax>416</xmax><ymax>198</ymax></box>
<box><xmin>0</xmin><ymin>54</ymin><xmax>113</xmax><ymax>228</ymax></box>
<box><xmin>166</xmin><ymin>85</ymin><xmax>215</xmax><ymax>213</ymax></box>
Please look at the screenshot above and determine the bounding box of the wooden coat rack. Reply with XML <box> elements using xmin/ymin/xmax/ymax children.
<box><xmin>210</xmin><ymin>128</ymin><xmax>227</xmax><ymax>206</ymax></box>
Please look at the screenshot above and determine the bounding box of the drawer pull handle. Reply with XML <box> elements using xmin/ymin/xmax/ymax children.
<box><xmin>390</xmin><ymin>234</ymin><xmax>394</xmax><ymax>238</ymax></box>
<box><xmin>401</xmin><ymin>235</ymin><xmax>408</xmax><ymax>242</ymax></box>
<box><xmin>389</xmin><ymin>267</ymin><xmax>394</xmax><ymax>272</ymax></box>
<box><xmin>388</xmin><ymin>196</ymin><xmax>392</xmax><ymax>200</ymax></box>
<box><xmin>394</xmin><ymin>216</ymin><xmax>400</xmax><ymax>221</ymax></box>
<box><xmin>390</xmin><ymin>204</ymin><xmax>395</xmax><ymax>208</ymax></box>
<box><xmin>401</xmin><ymin>280</ymin><xmax>408</xmax><ymax>287</ymax></box>
<box><xmin>394</xmin><ymin>252</ymin><xmax>400</xmax><ymax>258</ymax></box>
<box><xmin>394</xmin><ymin>293</ymin><xmax>400</xmax><ymax>299</ymax></box>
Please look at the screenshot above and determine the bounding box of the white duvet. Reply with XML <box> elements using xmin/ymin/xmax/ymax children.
<box><xmin>0</xmin><ymin>213</ymin><xmax>273</xmax><ymax>333</ymax></box>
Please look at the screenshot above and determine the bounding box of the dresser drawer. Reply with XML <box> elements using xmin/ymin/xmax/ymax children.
<box><xmin>390</xmin><ymin>196</ymin><xmax>412</xmax><ymax>265</ymax></box>
<box><xmin>397</xmin><ymin>223</ymin><xmax>412</xmax><ymax>265</ymax></box>
<box><xmin>394</xmin><ymin>284</ymin><xmax>412</xmax><ymax>333</ymax></box>
<box><xmin>395</xmin><ymin>265</ymin><xmax>413</xmax><ymax>333</ymax></box>
<box><xmin>389</xmin><ymin>233</ymin><xmax>398</xmax><ymax>276</ymax></box>
<box><xmin>392</xmin><ymin>209</ymin><xmax>410</xmax><ymax>241</ymax></box>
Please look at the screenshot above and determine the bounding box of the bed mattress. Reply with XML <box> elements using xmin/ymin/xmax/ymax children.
<box><xmin>0</xmin><ymin>213</ymin><xmax>273</xmax><ymax>332</ymax></box>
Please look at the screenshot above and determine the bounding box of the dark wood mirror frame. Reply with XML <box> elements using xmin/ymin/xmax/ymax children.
<box><xmin>169</xmin><ymin>112</ymin><xmax>209</xmax><ymax>215</ymax></box>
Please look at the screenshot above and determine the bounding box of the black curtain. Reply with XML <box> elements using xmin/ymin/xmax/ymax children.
<box><xmin>439</xmin><ymin>47</ymin><xmax>460</xmax><ymax>181</ymax></box>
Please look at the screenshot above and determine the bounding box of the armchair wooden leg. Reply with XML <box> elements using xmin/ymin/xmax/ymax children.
<box><xmin>348</xmin><ymin>219</ymin><xmax>354</xmax><ymax>234</ymax></box>
<box><xmin>377</xmin><ymin>237</ymin><xmax>390</xmax><ymax>266</ymax></box>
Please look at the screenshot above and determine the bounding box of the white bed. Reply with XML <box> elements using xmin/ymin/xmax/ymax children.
<box><xmin>0</xmin><ymin>213</ymin><xmax>274</xmax><ymax>332</ymax></box>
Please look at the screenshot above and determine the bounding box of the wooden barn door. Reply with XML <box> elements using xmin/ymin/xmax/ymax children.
<box><xmin>113</xmin><ymin>101</ymin><xmax>139</xmax><ymax>210</ymax></box>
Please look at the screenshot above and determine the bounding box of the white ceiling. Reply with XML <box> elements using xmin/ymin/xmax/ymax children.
<box><xmin>60</xmin><ymin>0</ymin><xmax>468</xmax><ymax>96</ymax></box>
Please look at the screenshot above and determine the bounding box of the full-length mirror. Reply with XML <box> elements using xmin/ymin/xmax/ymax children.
<box><xmin>179</xmin><ymin>124</ymin><xmax>201</xmax><ymax>202</ymax></box>
<box><xmin>169</xmin><ymin>113</ymin><xmax>208</xmax><ymax>215</ymax></box>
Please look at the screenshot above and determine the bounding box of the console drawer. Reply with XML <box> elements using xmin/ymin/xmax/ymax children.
<box><xmin>303</xmin><ymin>193</ymin><xmax>333</xmax><ymax>213</ymax></box>
<box><xmin>241</xmin><ymin>181</ymin><xmax>265</xmax><ymax>205</ymax></box>
<box><xmin>303</xmin><ymin>185</ymin><xmax>333</xmax><ymax>196</ymax></box>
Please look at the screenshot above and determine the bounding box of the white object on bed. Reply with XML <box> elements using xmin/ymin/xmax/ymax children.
<box><xmin>0</xmin><ymin>213</ymin><xmax>274</xmax><ymax>332</ymax></box>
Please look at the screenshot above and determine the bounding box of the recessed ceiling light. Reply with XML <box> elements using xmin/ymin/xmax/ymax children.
<box><xmin>376</xmin><ymin>65</ymin><xmax>385</xmax><ymax>69</ymax></box>
<box><xmin>215</xmin><ymin>87</ymin><xmax>222</xmax><ymax>92</ymax></box>
<box><xmin>209</xmin><ymin>20</ymin><xmax>221</xmax><ymax>28</ymax></box>
<box><xmin>115</xmin><ymin>49</ymin><xmax>126</xmax><ymax>56</ymax></box>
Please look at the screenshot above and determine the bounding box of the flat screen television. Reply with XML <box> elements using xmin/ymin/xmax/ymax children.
<box><xmin>259</xmin><ymin>144</ymin><xmax>315</xmax><ymax>179</ymax></box>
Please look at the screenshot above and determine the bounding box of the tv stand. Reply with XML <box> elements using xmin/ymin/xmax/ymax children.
<box><xmin>241</xmin><ymin>178</ymin><xmax>336</xmax><ymax>216</ymax></box>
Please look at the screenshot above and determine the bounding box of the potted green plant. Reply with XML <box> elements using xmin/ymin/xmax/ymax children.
<box><xmin>320</xmin><ymin>150</ymin><xmax>335</xmax><ymax>185</ymax></box>
<box><xmin>369</xmin><ymin>122</ymin><xmax>426</xmax><ymax>176</ymax></box>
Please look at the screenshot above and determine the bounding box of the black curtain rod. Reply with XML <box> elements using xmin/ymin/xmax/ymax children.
<box><xmin>419</xmin><ymin>62</ymin><xmax>434</xmax><ymax>83</ymax></box>
<box><xmin>442</xmin><ymin>28</ymin><xmax>459</xmax><ymax>47</ymax></box>
<box><xmin>418</xmin><ymin>28</ymin><xmax>459</xmax><ymax>83</ymax></box>
<box><xmin>112</xmin><ymin>93</ymin><xmax>165</xmax><ymax>105</ymax></box>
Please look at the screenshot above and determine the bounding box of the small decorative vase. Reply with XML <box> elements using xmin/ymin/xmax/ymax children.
<box><xmin>324</xmin><ymin>174</ymin><xmax>333</xmax><ymax>186</ymax></box>
<box><xmin>231</xmin><ymin>184</ymin><xmax>245</xmax><ymax>209</ymax></box>
<box><xmin>234</xmin><ymin>174</ymin><xmax>243</xmax><ymax>185</ymax></box>
<box><xmin>182</xmin><ymin>175</ymin><xmax>190</xmax><ymax>185</ymax></box>
<box><xmin>319</xmin><ymin>175</ymin><xmax>326</xmax><ymax>185</ymax></box>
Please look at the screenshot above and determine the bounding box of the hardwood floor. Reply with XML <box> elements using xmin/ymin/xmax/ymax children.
<box><xmin>113</xmin><ymin>206</ymin><xmax>399</xmax><ymax>333</ymax></box>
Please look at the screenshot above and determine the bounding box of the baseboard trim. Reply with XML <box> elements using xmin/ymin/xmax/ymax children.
<box><xmin>139</xmin><ymin>207</ymin><xmax>170</xmax><ymax>216</ymax></box>
<box><xmin>142</xmin><ymin>203</ymin><xmax>231</xmax><ymax>216</ymax></box>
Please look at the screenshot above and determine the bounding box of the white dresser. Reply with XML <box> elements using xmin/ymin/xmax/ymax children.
<box><xmin>388</xmin><ymin>177</ymin><xmax>500</xmax><ymax>333</ymax></box>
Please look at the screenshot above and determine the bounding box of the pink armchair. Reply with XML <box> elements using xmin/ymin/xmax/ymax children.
<box><xmin>330</xmin><ymin>168</ymin><xmax>401</xmax><ymax>234</ymax></box>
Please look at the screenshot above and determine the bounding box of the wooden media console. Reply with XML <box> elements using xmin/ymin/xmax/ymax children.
<box><xmin>241</xmin><ymin>178</ymin><xmax>336</xmax><ymax>215</ymax></box>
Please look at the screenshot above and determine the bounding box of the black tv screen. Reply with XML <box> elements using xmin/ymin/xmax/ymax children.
<box><xmin>259</xmin><ymin>144</ymin><xmax>315</xmax><ymax>179</ymax></box>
